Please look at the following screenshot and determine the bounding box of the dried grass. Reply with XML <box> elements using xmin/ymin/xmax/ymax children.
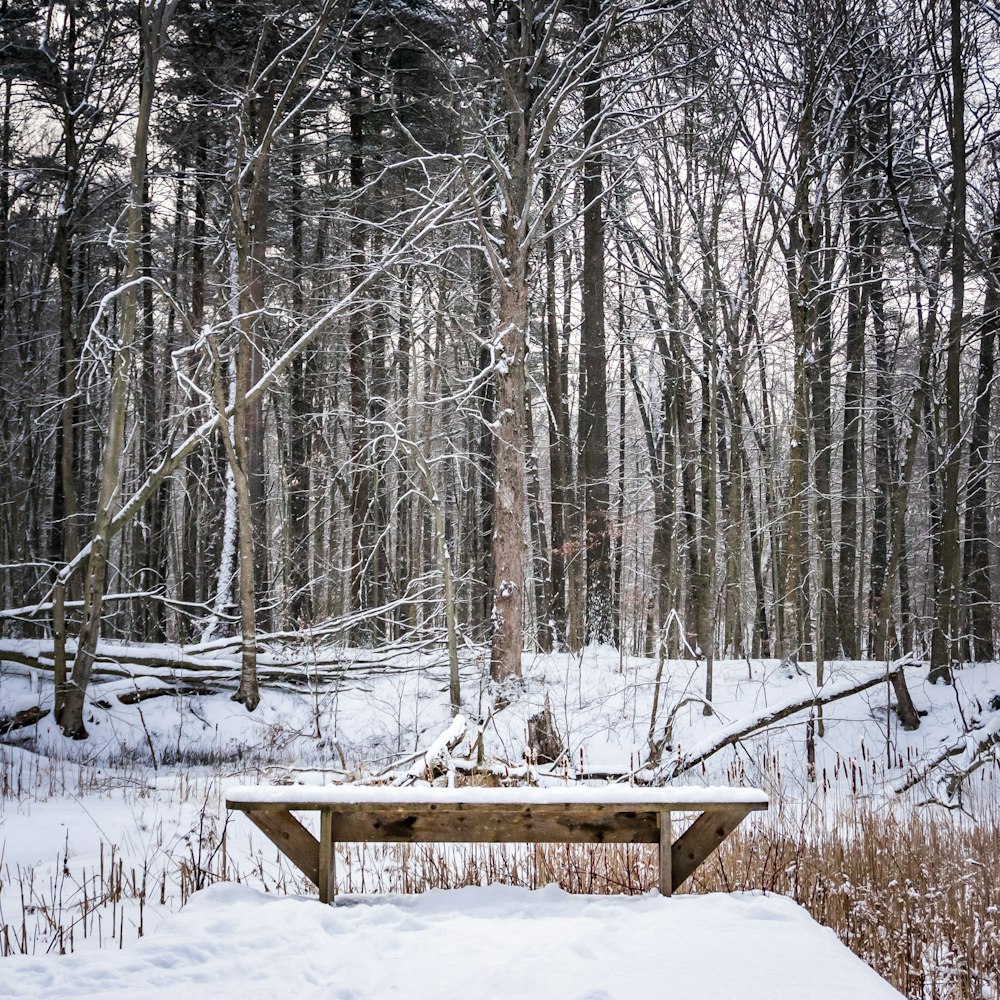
<box><xmin>2</xmin><ymin>745</ymin><xmax>997</xmax><ymax>998</ymax></box>
<box><xmin>328</xmin><ymin>810</ymin><xmax>999</xmax><ymax>1000</ymax></box>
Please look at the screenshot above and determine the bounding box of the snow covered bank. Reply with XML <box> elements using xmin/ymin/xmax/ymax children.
<box><xmin>4</xmin><ymin>650</ymin><xmax>998</xmax><ymax>816</ymax></box>
<box><xmin>0</xmin><ymin>883</ymin><xmax>903</xmax><ymax>1000</ymax></box>
<box><xmin>1</xmin><ymin>650</ymin><xmax>997</xmax><ymax>996</ymax></box>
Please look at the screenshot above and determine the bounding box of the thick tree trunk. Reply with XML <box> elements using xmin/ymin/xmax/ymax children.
<box><xmin>578</xmin><ymin>0</ymin><xmax>613</xmax><ymax>646</ymax></box>
<box><xmin>488</xmin><ymin>1</ymin><xmax>536</xmax><ymax>685</ymax></box>
<box><xmin>490</xmin><ymin>249</ymin><xmax>528</xmax><ymax>683</ymax></box>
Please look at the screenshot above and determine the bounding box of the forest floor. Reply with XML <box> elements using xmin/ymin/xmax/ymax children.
<box><xmin>0</xmin><ymin>646</ymin><xmax>997</xmax><ymax>998</ymax></box>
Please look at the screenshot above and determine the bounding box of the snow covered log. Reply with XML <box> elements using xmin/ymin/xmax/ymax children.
<box><xmin>660</xmin><ymin>656</ymin><xmax>920</xmax><ymax>779</ymax></box>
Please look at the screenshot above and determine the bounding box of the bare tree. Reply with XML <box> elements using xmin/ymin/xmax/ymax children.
<box><xmin>59</xmin><ymin>0</ymin><xmax>179</xmax><ymax>738</ymax></box>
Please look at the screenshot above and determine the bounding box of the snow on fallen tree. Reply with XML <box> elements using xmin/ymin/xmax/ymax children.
<box><xmin>393</xmin><ymin>714</ymin><xmax>468</xmax><ymax>786</ymax></box>
<box><xmin>0</xmin><ymin>705</ymin><xmax>47</xmax><ymax>736</ymax></box>
<box><xmin>657</xmin><ymin>654</ymin><xmax>922</xmax><ymax>780</ymax></box>
<box><xmin>0</xmin><ymin>636</ymin><xmax>470</xmax><ymax>687</ymax></box>
<box><xmin>893</xmin><ymin>706</ymin><xmax>1000</xmax><ymax>802</ymax></box>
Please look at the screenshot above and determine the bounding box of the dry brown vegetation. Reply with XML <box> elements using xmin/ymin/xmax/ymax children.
<box><xmin>346</xmin><ymin>812</ymin><xmax>997</xmax><ymax>1000</ymax></box>
<box><xmin>2</xmin><ymin>744</ymin><xmax>997</xmax><ymax>999</ymax></box>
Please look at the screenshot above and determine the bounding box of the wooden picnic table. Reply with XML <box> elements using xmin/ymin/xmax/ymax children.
<box><xmin>225</xmin><ymin>784</ymin><xmax>768</xmax><ymax>903</ymax></box>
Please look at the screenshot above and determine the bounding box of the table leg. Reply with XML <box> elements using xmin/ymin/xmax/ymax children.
<box><xmin>658</xmin><ymin>811</ymin><xmax>672</xmax><ymax>896</ymax></box>
<box><xmin>319</xmin><ymin>808</ymin><xmax>335</xmax><ymax>903</ymax></box>
<box><xmin>670</xmin><ymin>806</ymin><xmax>751</xmax><ymax>893</ymax></box>
<box><xmin>244</xmin><ymin>809</ymin><xmax>320</xmax><ymax>888</ymax></box>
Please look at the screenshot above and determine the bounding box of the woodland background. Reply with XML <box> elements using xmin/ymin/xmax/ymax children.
<box><xmin>1</xmin><ymin>0</ymin><xmax>999</xmax><ymax>734</ymax></box>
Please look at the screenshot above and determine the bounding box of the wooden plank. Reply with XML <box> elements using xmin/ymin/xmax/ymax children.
<box><xmin>233</xmin><ymin>799</ymin><xmax>763</xmax><ymax>901</ymax></box>
<box><xmin>318</xmin><ymin>808</ymin><xmax>335</xmax><ymax>904</ymax></box>
<box><xmin>226</xmin><ymin>797</ymin><xmax>768</xmax><ymax>815</ymax></box>
<box><xmin>244</xmin><ymin>809</ymin><xmax>321</xmax><ymax>888</ymax></box>
<box><xmin>670</xmin><ymin>806</ymin><xmax>752</xmax><ymax>892</ymax></box>
<box><xmin>328</xmin><ymin>807</ymin><xmax>660</xmax><ymax>844</ymax></box>
<box><xmin>657</xmin><ymin>811</ymin><xmax>672</xmax><ymax>896</ymax></box>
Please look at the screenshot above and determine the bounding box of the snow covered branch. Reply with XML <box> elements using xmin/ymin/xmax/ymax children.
<box><xmin>657</xmin><ymin>656</ymin><xmax>921</xmax><ymax>779</ymax></box>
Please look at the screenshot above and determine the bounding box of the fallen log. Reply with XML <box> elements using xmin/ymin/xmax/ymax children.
<box><xmin>0</xmin><ymin>639</ymin><xmax>463</xmax><ymax>681</ymax></box>
<box><xmin>658</xmin><ymin>656</ymin><xmax>921</xmax><ymax>779</ymax></box>
<box><xmin>0</xmin><ymin>706</ymin><xmax>48</xmax><ymax>736</ymax></box>
<box><xmin>894</xmin><ymin>708</ymin><xmax>1000</xmax><ymax>799</ymax></box>
<box><xmin>393</xmin><ymin>714</ymin><xmax>469</xmax><ymax>786</ymax></box>
<box><xmin>117</xmin><ymin>685</ymin><xmax>212</xmax><ymax>705</ymax></box>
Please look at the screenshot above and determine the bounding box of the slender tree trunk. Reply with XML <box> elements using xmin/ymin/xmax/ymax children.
<box><xmin>931</xmin><ymin>0</ymin><xmax>966</xmax><ymax>684</ymax></box>
<box><xmin>963</xmin><ymin>228</ymin><xmax>999</xmax><ymax>661</ymax></box>
<box><xmin>724</xmin><ymin>360</ymin><xmax>745</xmax><ymax>657</ymax></box>
<box><xmin>838</xmin><ymin>177</ymin><xmax>868</xmax><ymax>660</ymax></box>
<box><xmin>369</xmin><ymin>235</ymin><xmax>391</xmax><ymax>639</ymax></box>
<box><xmin>180</xmin><ymin>132</ymin><xmax>207</xmax><ymax>618</ymax></box>
<box><xmin>525</xmin><ymin>387</ymin><xmax>552</xmax><ymax>651</ymax></box>
<box><xmin>287</xmin><ymin>120</ymin><xmax>313</xmax><ymax>625</ymax></box>
<box><xmin>810</xmin><ymin>216</ymin><xmax>836</xmax><ymax>671</ymax></box>
<box><xmin>614</xmin><ymin>322</ymin><xmax>626</xmax><ymax>649</ymax></box>
<box><xmin>53</xmin><ymin>80</ymin><xmax>81</xmax><ymax>596</ymax></box>
<box><xmin>476</xmin><ymin>252</ymin><xmax>496</xmax><ymax>638</ymax></box>
<box><xmin>242</xmin><ymin>37</ymin><xmax>277</xmax><ymax>634</ymax></box>
<box><xmin>703</xmin><ymin>354</ymin><xmax>718</xmax><ymax>713</ymax></box>
<box><xmin>783</xmin><ymin>270</ymin><xmax>809</xmax><ymax>661</ymax></box>
<box><xmin>348</xmin><ymin>48</ymin><xmax>373</xmax><ymax>644</ymax></box>
<box><xmin>543</xmin><ymin>170</ymin><xmax>568</xmax><ymax>648</ymax></box>
<box><xmin>396</xmin><ymin>268</ymin><xmax>414</xmax><ymax>634</ymax></box>
<box><xmin>59</xmin><ymin>3</ymin><xmax>172</xmax><ymax>737</ymax></box>
<box><xmin>0</xmin><ymin>77</ymin><xmax>9</xmax><ymax>347</ymax></box>
<box><xmin>869</xmin><ymin>260</ymin><xmax>897</xmax><ymax>660</ymax></box>
<box><xmin>212</xmin><ymin>342</ymin><xmax>259</xmax><ymax>711</ymax></box>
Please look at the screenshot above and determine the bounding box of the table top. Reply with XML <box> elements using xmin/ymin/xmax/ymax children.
<box><xmin>226</xmin><ymin>784</ymin><xmax>769</xmax><ymax>810</ymax></box>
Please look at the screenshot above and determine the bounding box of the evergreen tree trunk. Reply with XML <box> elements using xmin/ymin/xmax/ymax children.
<box><xmin>838</xmin><ymin>171</ymin><xmax>868</xmax><ymax>660</ymax></box>
<box><xmin>930</xmin><ymin>0</ymin><xmax>966</xmax><ymax>684</ymax></box>
<box><xmin>578</xmin><ymin>0</ymin><xmax>613</xmax><ymax>645</ymax></box>
<box><xmin>963</xmin><ymin>227</ymin><xmax>999</xmax><ymax>661</ymax></box>
<box><xmin>543</xmin><ymin>170</ymin><xmax>568</xmax><ymax>648</ymax></box>
<box><xmin>287</xmin><ymin>120</ymin><xmax>313</xmax><ymax>625</ymax></box>
<box><xmin>348</xmin><ymin>48</ymin><xmax>374</xmax><ymax>644</ymax></box>
<box><xmin>488</xmin><ymin>1</ymin><xmax>535</xmax><ymax>685</ymax></box>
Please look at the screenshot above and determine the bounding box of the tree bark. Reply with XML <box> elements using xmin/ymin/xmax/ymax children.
<box><xmin>578</xmin><ymin>0</ymin><xmax>613</xmax><ymax>646</ymax></box>
<box><xmin>348</xmin><ymin>47</ymin><xmax>374</xmax><ymax>645</ymax></box>
<box><xmin>930</xmin><ymin>0</ymin><xmax>966</xmax><ymax>684</ymax></box>
<box><xmin>59</xmin><ymin>1</ymin><xmax>175</xmax><ymax>737</ymax></box>
<box><xmin>543</xmin><ymin>169</ymin><xmax>568</xmax><ymax>648</ymax></box>
<box><xmin>962</xmin><ymin>228</ymin><xmax>999</xmax><ymax>662</ymax></box>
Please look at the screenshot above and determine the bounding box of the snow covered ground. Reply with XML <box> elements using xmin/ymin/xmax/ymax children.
<box><xmin>1</xmin><ymin>645</ymin><xmax>997</xmax><ymax>996</ymax></box>
<box><xmin>0</xmin><ymin>883</ymin><xmax>904</xmax><ymax>1000</ymax></box>
<box><xmin>3</xmin><ymin>644</ymin><xmax>998</xmax><ymax>809</ymax></box>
